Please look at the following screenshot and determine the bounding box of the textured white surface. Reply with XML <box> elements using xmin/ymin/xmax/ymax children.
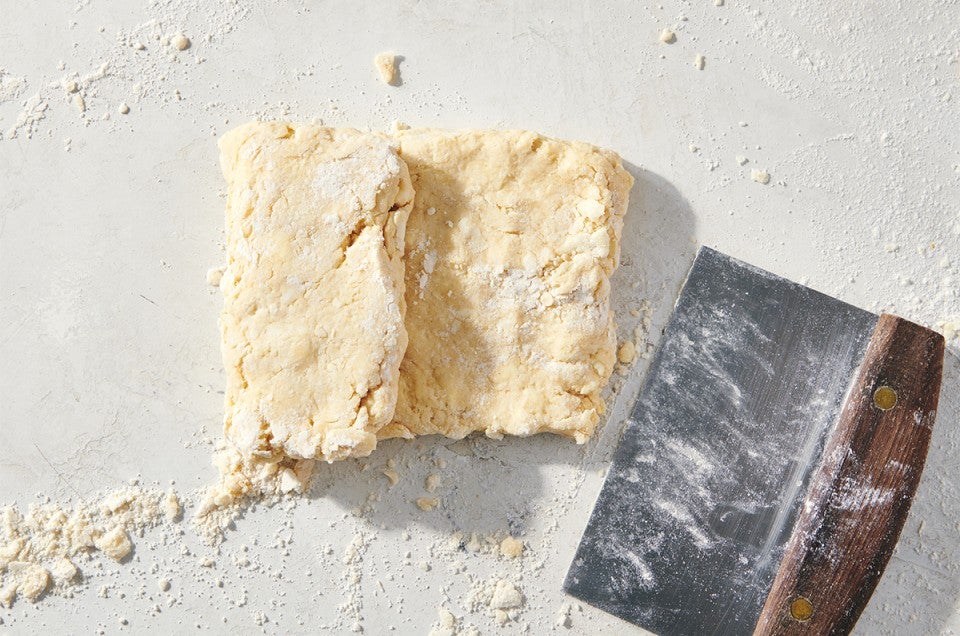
<box><xmin>0</xmin><ymin>1</ymin><xmax>958</xmax><ymax>634</ymax></box>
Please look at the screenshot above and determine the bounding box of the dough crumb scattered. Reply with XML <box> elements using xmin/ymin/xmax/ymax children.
<box><xmin>751</xmin><ymin>169</ymin><xmax>771</xmax><ymax>184</ymax></box>
<box><xmin>49</xmin><ymin>558</ymin><xmax>78</xmax><ymax>584</ymax></box>
<box><xmin>694</xmin><ymin>54</ymin><xmax>705</xmax><ymax>70</ymax></box>
<box><xmin>158</xmin><ymin>578</ymin><xmax>171</xmax><ymax>592</ymax></box>
<box><xmin>118</xmin><ymin>102</ymin><xmax>130</xmax><ymax>115</ymax></box>
<box><xmin>424</xmin><ymin>473</ymin><xmax>441</xmax><ymax>493</ymax></box>
<box><xmin>171</xmin><ymin>34</ymin><xmax>191</xmax><ymax>51</ymax></box>
<box><xmin>618</xmin><ymin>340</ymin><xmax>638</xmax><ymax>364</ymax></box>
<box><xmin>489</xmin><ymin>579</ymin><xmax>523</xmax><ymax>610</ymax></box>
<box><xmin>0</xmin><ymin>583</ymin><xmax>16</xmax><ymax>608</ymax></box>
<box><xmin>659</xmin><ymin>29</ymin><xmax>676</xmax><ymax>43</ymax></box>
<box><xmin>499</xmin><ymin>536</ymin><xmax>524</xmax><ymax>558</ymax></box>
<box><xmin>72</xmin><ymin>94</ymin><xmax>85</xmax><ymax>113</ymax></box>
<box><xmin>206</xmin><ymin>266</ymin><xmax>225</xmax><ymax>287</ymax></box>
<box><xmin>95</xmin><ymin>526</ymin><xmax>133</xmax><ymax>561</ymax></box>
<box><xmin>415</xmin><ymin>497</ymin><xmax>439</xmax><ymax>511</ymax></box>
<box><xmin>939</xmin><ymin>320</ymin><xmax>957</xmax><ymax>341</ymax></box>
<box><xmin>736</xmin><ymin>155</ymin><xmax>749</xmax><ymax>165</ymax></box>
<box><xmin>374</xmin><ymin>51</ymin><xmax>398</xmax><ymax>85</ymax></box>
<box><xmin>10</xmin><ymin>563</ymin><xmax>50</xmax><ymax>603</ymax></box>
<box><xmin>555</xmin><ymin>602</ymin><xmax>573</xmax><ymax>628</ymax></box>
<box><xmin>163</xmin><ymin>489</ymin><xmax>181</xmax><ymax>522</ymax></box>
<box><xmin>382</xmin><ymin>468</ymin><xmax>399</xmax><ymax>486</ymax></box>
<box><xmin>428</xmin><ymin>607</ymin><xmax>458</xmax><ymax>636</ymax></box>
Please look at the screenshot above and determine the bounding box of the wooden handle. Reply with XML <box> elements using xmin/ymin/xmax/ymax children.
<box><xmin>754</xmin><ymin>314</ymin><xmax>945</xmax><ymax>636</ymax></box>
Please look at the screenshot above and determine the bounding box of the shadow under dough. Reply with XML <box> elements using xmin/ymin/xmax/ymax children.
<box><xmin>313</xmin><ymin>165</ymin><xmax>699</xmax><ymax>540</ymax></box>
<box><xmin>586</xmin><ymin>163</ymin><xmax>699</xmax><ymax>471</ymax></box>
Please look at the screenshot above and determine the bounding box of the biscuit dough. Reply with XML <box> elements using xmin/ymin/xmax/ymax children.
<box><xmin>218</xmin><ymin>122</ymin><xmax>414</xmax><ymax>463</ymax></box>
<box><xmin>380</xmin><ymin>129</ymin><xmax>633</xmax><ymax>442</ymax></box>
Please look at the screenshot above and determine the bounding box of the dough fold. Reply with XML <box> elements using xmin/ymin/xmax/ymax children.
<box><xmin>218</xmin><ymin>122</ymin><xmax>413</xmax><ymax>463</ymax></box>
<box><xmin>379</xmin><ymin>129</ymin><xmax>633</xmax><ymax>443</ymax></box>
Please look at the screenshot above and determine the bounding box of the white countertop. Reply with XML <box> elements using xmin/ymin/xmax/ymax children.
<box><xmin>1</xmin><ymin>1</ymin><xmax>958</xmax><ymax>634</ymax></box>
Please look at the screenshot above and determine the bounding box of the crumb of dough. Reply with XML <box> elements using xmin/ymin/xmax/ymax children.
<box><xmin>49</xmin><ymin>558</ymin><xmax>78</xmax><ymax>584</ymax></box>
<box><xmin>659</xmin><ymin>29</ymin><xmax>676</xmax><ymax>43</ymax></box>
<box><xmin>415</xmin><ymin>497</ymin><xmax>439</xmax><ymax>511</ymax></box>
<box><xmin>751</xmin><ymin>169</ymin><xmax>771</xmax><ymax>184</ymax></box>
<box><xmin>466</xmin><ymin>533</ymin><xmax>482</xmax><ymax>552</ymax></box>
<box><xmin>424</xmin><ymin>473</ymin><xmax>441</xmax><ymax>493</ymax></box>
<box><xmin>9</xmin><ymin>563</ymin><xmax>50</xmax><ymax>602</ymax></box>
<box><xmin>163</xmin><ymin>489</ymin><xmax>181</xmax><ymax>522</ymax></box>
<box><xmin>72</xmin><ymin>94</ymin><xmax>85</xmax><ymax>113</ymax></box>
<box><xmin>494</xmin><ymin>609</ymin><xmax>510</xmax><ymax>625</ymax></box>
<box><xmin>383</xmin><ymin>129</ymin><xmax>632</xmax><ymax>444</ymax></box>
<box><xmin>171</xmin><ymin>34</ymin><xmax>191</xmax><ymax>51</ymax></box>
<box><xmin>206</xmin><ymin>266</ymin><xmax>225</xmax><ymax>287</ymax></box>
<box><xmin>64</xmin><ymin>80</ymin><xmax>78</xmax><ymax>93</ymax></box>
<box><xmin>694</xmin><ymin>54</ymin><xmax>705</xmax><ymax>70</ymax></box>
<box><xmin>499</xmin><ymin>536</ymin><xmax>524</xmax><ymax>558</ymax></box>
<box><xmin>939</xmin><ymin>321</ymin><xmax>957</xmax><ymax>341</ymax></box>
<box><xmin>490</xmin><ymin>579</ymin><xmax>523</xmax><ymax>610</ymax></box>
<box><xmin>158</xmin><ymin>578</ymin><xmax>171</xmax><ymax>592</ymax></box>
<box><xmin>428</xmin><ymin>607</ymin><xmax>458</xmax><ymax>636</ymax></box>
<box><xmin>736</xmin><ymin>155</ymin><xmax>749</xmax><ymax>165</ymax></box>
<box><xmin>715</xmin><ymin>0</ymin><xmax>724</xmax><ymax>5</ymax></box>
<box><xmin>688</xmin><ymin>144</ymin><xmax>699</xmax><ymax>153</ymax></box>
<box><xmin>118</xmin><ymin>102</ymin><xmax>130</xmax><ymax>114</ymax></box>
<box><xmin>556</xmin><ymin>603</ymin><xmax>573</xmax><ymax>627</ymax></box>
<box><xmin>382</xmin><ymin>468</ymin><xmax>399</xmax><ymax>486</ymax></box>
<box><xmin>617</xmin><ymin>341</ymin><xmax>637</xmax><ymax>364</ymax></box>
<box><xmin>0</xmin><ymin>583</ymin><xmax>16</xmax><ymax>608</ymax></box>
<box><xmin>374</xmin><ymin>51</ymin><xmax>398</xmax><ymax>85</ymax></box>
<box><xmin>95</xmin><ymin>526</ymin><xmax>133</xmax><ymax>561</ymax></box>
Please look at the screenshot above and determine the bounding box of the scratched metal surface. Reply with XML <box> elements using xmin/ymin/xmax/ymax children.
<box><xmin>565</xmin><ymin>247</ymin><xmax>878</xmax><ymax>635</ymax></box>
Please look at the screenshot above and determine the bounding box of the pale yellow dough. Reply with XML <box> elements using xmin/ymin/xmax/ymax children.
<box><xmin>379</xmin><ymin>129</ymin><xmax>633</xmax><ymax>443</ymax></box>
<box><xmin>218</xmin><ymin>122</ymin><xmax>414</xmax><ymax>463</ymax></box>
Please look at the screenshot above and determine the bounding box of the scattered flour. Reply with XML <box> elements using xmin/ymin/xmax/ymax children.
<box><xmin>0</xmin><ymin>485</ymin><xmax>179</xmax><ymax>607</ymax></box>
<box><xmin>0</xmin><ymin>72</ymin><xmax>27</xmax><ymax>103</ymax></box>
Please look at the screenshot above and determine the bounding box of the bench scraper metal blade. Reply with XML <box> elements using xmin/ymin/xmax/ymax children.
<box><xmin>564</xmin><ymin>246</ymin><xmax>944</xmax><ymax>635</ymax></box>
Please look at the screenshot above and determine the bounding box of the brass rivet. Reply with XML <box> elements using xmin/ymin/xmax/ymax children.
<box><xmin>790</xmin><ymin>597</ymin><xmax>814</xmax><ymax>622</ymax></box>
<box><xmin>873</xmin><ymin>386</ymin><xmax>898</xmax><ymax>410</ymax></box>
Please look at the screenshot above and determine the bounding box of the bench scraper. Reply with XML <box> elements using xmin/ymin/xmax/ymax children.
<box><xmin>564</xmin><ymin>247</ymin><xmax>944</xmax><ymax>635</ymax></box>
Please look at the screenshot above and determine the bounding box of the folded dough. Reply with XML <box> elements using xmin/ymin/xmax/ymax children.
<box><xmin>218</xmin><ymin>122</ymin><xmax>413</xmax><ymax>463</ymax></box>
<box><xmin>379</xmin><ymin>129</ymin><xmax>633</xmax><ymax>443</ymax></box>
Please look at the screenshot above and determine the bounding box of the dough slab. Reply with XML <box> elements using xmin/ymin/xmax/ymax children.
<box><xmin>218</xmin><ymin>122</ymin><xmax>413</xmax><ymax>463</ymax></box>
<box><xmin>381</xmin><ymin>129</ymin><xmax>633</xmax><ymax>443</ymax></box>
